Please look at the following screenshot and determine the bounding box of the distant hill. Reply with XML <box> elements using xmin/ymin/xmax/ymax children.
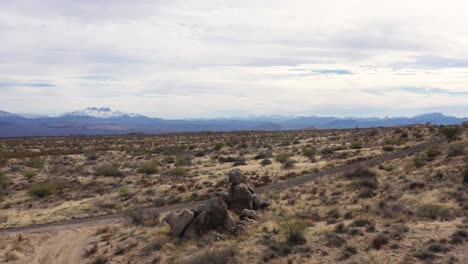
<box><xmin>0</xmin><ymin>108</ymin><xmax>466</xmax><ymax>137</ymax></box>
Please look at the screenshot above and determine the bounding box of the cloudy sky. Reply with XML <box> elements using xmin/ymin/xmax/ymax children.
<box><xmin>1</xmin><ymin>0</ymin><xmax>467</xmax><ymax>118</ymax></box>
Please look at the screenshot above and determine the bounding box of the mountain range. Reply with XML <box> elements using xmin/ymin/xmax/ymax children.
<box><xmin>0</xmin><ymin>107</ymin><xmax>466</xmax><ymax>137</ymax></box>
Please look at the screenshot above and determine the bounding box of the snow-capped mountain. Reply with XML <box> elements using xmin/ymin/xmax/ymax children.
<box><xmin>64</xmin><ymin>107</ymin><xmax>143</xmax><ymax>118</ymax></box>
<box><xmin>0</xmin><ymin>110</ymin><xmax>18</xmax><ymax>117</ymax></box>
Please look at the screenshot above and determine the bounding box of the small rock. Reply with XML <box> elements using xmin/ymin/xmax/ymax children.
<box><xmin>240</xmin><ymin>209</ymin><xmax>258</xmax><ymax>220</ymax></box>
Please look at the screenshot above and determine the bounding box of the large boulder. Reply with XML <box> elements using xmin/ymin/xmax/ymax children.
<box><xmin>229</xmin><ymin>183</ymin><xmax>255</xmax><ymax>212</ymax></box>
<box><xmin>184</xmin><ymin>198</ymin><xmax>234</xmax><ymax>238</ymax></box>
<box><xmin>163</xmin><ymin>209</ymin><xmax>195</xmax><ymax>237</ymax></box>
<box><xmin>229</xmin><ymin>168</ymin><xmax>248</xmax><ymax>186</ymax></box>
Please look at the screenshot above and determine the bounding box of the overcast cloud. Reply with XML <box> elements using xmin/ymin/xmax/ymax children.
<box><xmin>1</xmin><ymin>0</ymin><xmax>467</xmax><ymax>118</ymax></box>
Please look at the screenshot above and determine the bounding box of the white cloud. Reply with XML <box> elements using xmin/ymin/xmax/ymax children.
<box><xmin>0</xmin><ymin>0</ymin><xmax>467</xmax><ymax>117</ymax></box>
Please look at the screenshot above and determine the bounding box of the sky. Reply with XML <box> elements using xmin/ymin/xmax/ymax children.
<box><xmin>0</xmin><ymin>0</ymin><xmax>467</xmax><ymax>118</ymax></box>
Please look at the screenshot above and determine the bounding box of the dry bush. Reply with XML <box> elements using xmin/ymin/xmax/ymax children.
<box><xmin>94</xmin><ymin>164</ymin><xmax>123</xmax><ymax>177</ymax></box>
<box><xmin>24</xmin><ymin>157</ymin><xmax>45</xmax><ymax>169</ymax></box>
<box><xmin>124</xmin><ymin>207</ymin><xmax>160</xmax><ymax>226</ymax></box>
<box><xmin>371</xmin><ymin>233</ymin><xmax>389</xmax><ymax>249</ymax></box>
<box><xmin>137</xmin><ymin>161</ymin><xmax>159</xmax><ymax>175</ymax></box>
<box><xmin>275</xmin><ymin>153</ymin><xmax>293</xmax><ymax>164</ymax></box>
<box><xmin>416</xmin><ymin>203</ymin><xmax>451</xmax><ymax>220</ymax></box>
<box><xmin>281</xmin><ymin>219</ymin><xmax>307</xmax><ymax>245</ymax></box>
<box><xmin>28</xmin><ymin>181</ymin><xmax>63</xmax><ymax>198</ymax></box>
<box><xmin>447</xmin><ymin>144</ymin><xmax>465</xmax><ymax>157</ymax></box>
<box><xmin>425</xmin><ymin>144</ymin><xmax>441</xmax><ymax>160</ymax></box>
<box><xmin>167</xmin><ymin>167</ymin><xmax>189</xmax><ymax>176</ymax></box>
<box><xmin>188</xmin><ymin>247</ymin><xmax>236</xmax><ymax>264</ymax></box>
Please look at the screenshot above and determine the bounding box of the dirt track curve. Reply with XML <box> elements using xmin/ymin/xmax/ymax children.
<box><xmin>0</xmin><ymin>138</ymin><xmax>442</xmax><ymax>234</ymax></box>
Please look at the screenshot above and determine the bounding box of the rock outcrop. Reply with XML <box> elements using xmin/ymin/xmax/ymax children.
<box><xmin>164</xmin><ymin>169</ymin><xmax>268</xmax><ymax>238</ymax></box>
<box><xmin>163</xmin><ymin>197</ymin><xmax>235</xmax><ymax>238</ymax></box>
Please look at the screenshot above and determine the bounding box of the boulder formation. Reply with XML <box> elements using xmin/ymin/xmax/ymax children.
<box><xmin>163</xmin><ymin>169</ymin><xmax>268</xmax><ymax>238</ymax></box>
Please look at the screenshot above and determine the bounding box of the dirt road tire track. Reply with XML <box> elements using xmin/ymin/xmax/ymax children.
<box><xmin>1</xmin><ymin>138</ymin><xmax>443</xmax><ymax>234</ymax></box>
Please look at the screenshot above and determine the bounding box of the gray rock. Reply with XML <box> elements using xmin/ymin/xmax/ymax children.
<box><xmin>163</xmin><ymin>209</ymin><xmax>195</xmax><ymax>237</ymax></box>
<box><xmin>184</xmin><ymin>198</ymin><xmax>231</xmax><ymax>238</ymax></box>
<box><xmin>229</xmin><ymin>183</ymin><xmax>255</xmax><ymax>212</ymax></box>
<box><xmin>229</xmin><ymin>168</ymin><xmax>248</xmax><ymax>185</ymax></box>
<box><xmin>240</xmin><ymin>209</ymin><xmax>258</xmax><ymax>220</ymax></box>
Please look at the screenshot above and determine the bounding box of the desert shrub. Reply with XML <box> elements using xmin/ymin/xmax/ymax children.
<box><xmin>175</xmin><ymin>156</ymin><xmax>192</xmax><ymax>167</ymax></box>
<box><xmin>301</xmin><ymin>146</ymin><xmax>316</xmax><ymax>159</ymax></box>
<box><xmin>86</xmin><ymin>153</ymin><xmax>98</xmax><ymax>161</ymax></box>
<box><xmin>4</xmin><ymin>251</ymin><xmax>19</xmax><ymax>262</ymax></box>
<box><xmin>345</xmin><ymin>167</ymin><xmax>376</xmax><ymax>179</ymax></box>
<box><xmin>464</xmin><ymin>162</ymin><xmax>468</xmax><ymax>183</ymax></box>
<box><xmin>447</xmin><ymin>144</ymin><xmax>465</xmax><ymax>157</ymax></box>
<box><xmin>218</xmin><ymin>156</ymin><xmax>236</xmax><ymax>163</ymax></box>
<box><xmin>95</xmin><ymin>164</ymin><xmax>123</xmax><ymax>177</ymax></box>
<box><xmin>164</xmin><ymin>156</ymin><xmax>175</xmax><ymax>164</ymax></box>
<box><xmin>188</xmin><ymin>247</ymin><xmax>236</xmax><ymax>264</ymax></box>
<box><xmin>413</xmin><ymin>155</ymin><xmax>426</xmax><ymax>168</ymax></box>
<box><xmin>0</xmin><ymin>173</ymin><xmax>8</xmax><ymax>190</ymax></box>
<box><xmin>124</xmin><ymin>207</ymin><xmax>160</xmax><ymax>226</ymax></box>
<box><xmin>233</xmin><ymin>157</ymin><xmax>246</xmax><ymax>167</ymax></box>
<box><xmin>137</xmin><ymin>161</ymin><xmax>159</xmax><ymax>175</ymax></box>
<box><xmin>24</xmin><ymin>170</ymin><xmax>37</xmax><ymax>179</ymax></box>
<box><xmin>281</xmin><ymin>219</ymin><xmax>307</xmax><ymax>245</ymax></box>
<box><xmin>427</xmin><ymin>241</ymin><xmax>449</xmax><ymax>253</ymax></box>
<box><xmin>351</xmin><ymin>142</ymin><xmax>363</xmax><ymax>149</ymax></box>
<box><xmin>440</xmin><ymin>125</ymin><xmax>462</xmax><ymax>141</ymax></box>
<box><xmin>275</xmin><ymin>152</ymin><xmax>293</xmax><ymax>164</ymax></box>
<box><xmin>382</xmin><ymin>145</ymin><xmax>394</xmax><ymax>152</ymax></box>
<box><xmin>321</xmin><ymin>147</ymin><xmax>334</xmax><ymax>156</ymax></box>
<box><xmin>425</xmin><ymin>144</ymin><xmax>441</xmax><ymax>160</ymax></box>
<box><xmin>282</xmin><ymin>159</ymin><xmax>296</xmax><ymax>169</ymax></box>
<box><xmin>340</xmin><ymin>246</ymin><xmax>357</xmax><ymax>259</ymax></box>
<box><xmin>28</xmin><ymin>182</ymin><xmax>62</xmax><ymax>198</ymax></box>
<box><xmin>118</xmin><ymin>186</ymin><xmax>131</xmax><ymax>198</ymax></box>
<box><xmin>168</xmin><ymin>167</ymin><xmax>189</xmax><ymax>176</ymax></box>
<box><xmin>334</xmin><ymin>223</ymin><xmax>346</xmax><ymax>233</ymax></box>
<box><xmin>25</xmin><ymin>157</ymin><xmax>45</xmax><ymax>169</ymax></box>
<box><xmin>371</xmin><ymin>233</ymin><xmax>389</xmax><ymax>249</ymax></box>
<box><xmin>416</xmin><ymin>203</ymin><xmax>451</xmax><ymax>220</ymax></box>
<box><xmin>325</xmin><ymin>232</ymin><xmax>346</xmax><ymax>247</ymax></box>
<box><xmin>260</xmin><ymin>158</ymin><xmax>272</xmax><ymax>166</ymax></box>
<box><xmin>90</xmin><ymin>255</ymin><xmax>108</xmax><ymax>264</ymax></box>
<box><xmin>349</xmin><ymin>219</ymin><xmax>372</xmax><ymax>228</ymax></box>
<box><xmin>450</xmin><ymin>229</ymin><xmax>467</xmax><ymax>244</ymax></box>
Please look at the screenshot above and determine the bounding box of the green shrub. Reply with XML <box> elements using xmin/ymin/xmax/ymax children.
<box><xmin>382</xmin><ymin>145</ymin><xmax>394</xmax><ymax>152</ymax></box>
<box><xmin>281</xmin><ymin>219</ymin><xmax>307</xmax><ymax>245</ymax></box>
<box><xmin>0</xmin><ymin>173</ymin><xmax>7</xmax><ymax>190</ymax></box>
<box><xmin>413</xmin><ymin>155</ymin><xmax>426</xmax><ymax>168</ymax></box>
<box><xmin>118</xmin><ymin>186</ymin><xmax>131</xmax><ymax>198</ymax></box>
<box><xmin>175</xmin><ymin>157</ymin><xmax>192</xmax><ymax>167</ymax></box>
<box><xmin>351</xmin><ymin>142</ymin><xmax>363</xmax><ymax>149</ymax></box>
<box><xmin>440</xmin><ymin>126</ymin><xmax>462</xmax><ymax>141</ymax></box>
<box><xmin>28</xmin><ymin>182</ymin><xmax>62</xmax><ymax>198</ymax></box>
<box><xmin>25</xmin><ymin>170</ymin><xmax>37</xmax><ymax>179</ymax></box>
<box><xmin>425</xmin><ymin>145</ymin><xmax>441</xmax><ymax>159</ymax></box>
<box><xmin>275</xmin><ymin>153</ymin><xmax>293</xmax><ymax>164</ymax></box>
<box><xmin>95</xmin><ymin>164</ymin><xmax>123</xmax><ymax>177</ymax></box>
<box><xmin>416</xmin><ymin>203</ymin><xmax>451</xmax><ymax>220</ymax></box>
<box><xmin>137</xmin><ymin>161</ymin><xmax>159</xmax><ymax>175</ymax></box>
<box><xmin>25</xmin><ymin>157</ymin><xmax>45</xmax><ymax>169</ymax></box>
<box><xmin>168</xmin><ymin>167</ymin><xmax>189</xmax><ymax>176</ymax></box>
<box><xmin>301</xmin><ymin>147</ymin><xmax>316</xmax><ymax>159</ymax></box>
